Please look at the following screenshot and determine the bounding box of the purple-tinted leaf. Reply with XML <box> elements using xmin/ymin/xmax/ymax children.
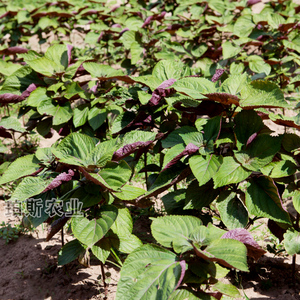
<box><xmin>267</xmin><ymin>219</ymin><xmax>286</xmax><ymax>242</ymax></box>
<box><xmin>113</xmin><ymin>140</ymin><xmax>153</xmax><ymax>161</ymax></box>
<box><xmin>246</xmin><ymin>132</ymin><xmax>258</xmax><ymax>147</ymax></box>
<box><xmin>204</xmin><ymin>93</ymin><xmax>240</xmax><ymax>106</ymax></box>
<box><xmin>46</xmin><ymin>215</ymin><xmax>70</xmax><ymax>241</ymax></box>
<box><xmin>211</xmin><ymin>69</ymin><xmax>225</xmax><ymax>82</ymax></box>
<box><xmin>142</xmin><ymin>16</ymin><xmax>153</xmax><ymax>28</ymax></box>
<box><xmin>0</xmin><ymin>126</ymin><xmax>12</xmax><ymax>138</ymax></box>
<box><xmin>32</xmin><ymin>11</ymin><xmax>74</xmax><ymax>18</ymax></box>
<box><xmin>149</xmin><ymin>79</ymin><xmax>177</xmax><ymax>106</ymax></box>
<box><xmin>0</xmin><ymin>83</ymin><xmax>37</xmax><ymax>104</ymax></box>
<box><xmin>222</xmin><ymin>228</ymin><xmax>266</xmax><ymax>260</ymax></box>
<box><xmin>247</xmin><ymin>0</ymin><xmax>261</xmax><ymax>5</ymax></box>
<box><xmin>174</xmin><ymin>260</ymin><xmax>186</xmax><ymax>290</ymax></box>
<box><xmin>0</xmin><ymin>47</ymin><xmax>28</xmax><ymax>55</ymax></box>
<box><xmin>162</xmin><ymin>143</ymin><xmax>199</xmax><ymax>172</ymax></box>
<box><xmin>43</xmin><ymin>169</ymin><xmax>74</xmax><ymax>193</ymax></box>
<box><xmin>67</xmin><ymin>44</ymin><xmax>73</xmax><ymax>66</ymax></box>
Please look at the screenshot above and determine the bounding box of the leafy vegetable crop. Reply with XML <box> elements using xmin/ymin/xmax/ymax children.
<box><xmin>2</xmin><ymin>0</ymin><xmax>300</xmax><ymax>298</ymax></box>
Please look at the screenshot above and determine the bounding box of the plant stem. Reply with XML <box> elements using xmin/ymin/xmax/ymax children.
<box><xmin>61</xmin><ymin>228</ymin><xmax>64</xmax><ymax>247</ymax></box>
<box><xmin>100</xmin><ymin>262</ymin><xmax>108</xmax><ymax>299</ymax></box>
<box><xmin>292</xmin><ymin>254</ymin><xmax>296</xmax><ymax>286</ymax></box>
<box><xmin>144</xmin><ymin>152</ymin><xmax>148</xmax><ymax>188</ymax></box>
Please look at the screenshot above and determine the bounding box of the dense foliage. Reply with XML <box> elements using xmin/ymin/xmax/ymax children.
<box><xmin>1</xmin><ymin>0</ymin><xmax>300</xmax><ymax>299</ymax></box>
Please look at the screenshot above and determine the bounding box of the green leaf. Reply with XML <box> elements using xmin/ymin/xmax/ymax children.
<box><xmin>171</xmin><ymin>77</ymin><xmax>216</xmax><ymax>99</ymax></box>
<box><xmin>284</xmin><ymin>230</ymin><xmax>300</xmax><ymax>255</ymax></box>
<box><xmin>116</xmin><ymin>244</ymin><xmax>185</xmax><ymax>300</ymax></box>
<box><xmin>246</xmin><ymin>176</ymin><xmax>291</xmax><ymax>224</ymax></box>
<box><xmin>161</xmin><ymin>190</ymin><xmax>186</xmax><ymax>214</ymax></box>
<box><xmin>88</xmin><ymin>107</ymin><xmax>107</xmax><ymax>130</ymax></box>
<box><xmin>37</xmin><ymin>98</ymin><xmax>72</xmax><ymax>126</ymax></box>
<box><xmin>261</xmin><ymin>160</ymin><xmax>297</xmax><ymax>178</ymax></box>
<box><xmin>151</xmin><ymin>215</ymin><xmax>202</xmax><ymax>253</ymax></box>
<box><xmin>222</xmin><ymin>41</ymin><xmax>241</xmax><ymax>59</ymax></box>
<box><xmin>243</xmin><ymin>135</ymin><xmax>282</xmax><ymax>168</ymax></box>
<box><xmin>58</xmin><ymin>239</ymin><xmax>86</xmax><ymax>265</ymax></box>
<box><xmin>194</xmin><ymin>238</ymin><xmax>249</xmax><ymax>272</ymax></box>
<box><xmin>248</xmin><ymin>55</ymin><xmax>271</xmax><ymax>75</ymax></box>
<box><xmin>220</xmin><ymin>73</ymin><xmax>249</xmax><ymax>96</ymax></box>
<box><xmin>217</xmin><ymin>191</ymin><xmax>248</xmax><ymax>230</ymax></box>
<box><xmin>52</xmin><ymin>133</ymin><xmax>96</xmax><ymax>167</ymax></box>
<box><xmin>130</xmin><ymin>41</ymin><xmax>143</xmax><ymax>64</ymax></box>
<box><xmin>91</xmin><ymin>238</ymin><xmax>112</xmax><ymax>264</ymax></box>
<box><xmin>152</xmin><ymin>59</ymin><xmax>191</xmax><ymax>82</ymax></box>
<box><xmin>73</xmin><ymin>106</ymin><xmax>89</xmax><ymax>128</ymax></box>
<box><xmin>233</xmin><ymin>14</ymin><xmax>254</xmax><ymax>38</ymax></box>
<box><xmin>83</xmin><ymin>62</ymin><xmax>124</xmax><ymax>78</ymax></box>
<box><xmin>22</xmin><ymin>44</ymin><xmax>69</xmax><ymax>77</ymax></box>
<box><xmin>234</xmin><ymin>110</ymin><xmax>264</xmax><ymax>149</ymax></box>
<box><xmin>213</xmin><ymin>157</ymin><xmax>251</xmax><ymax>188</ymax></box>
<box><xmin>185</xmin><ymin>180</ymin><xmax>219</xmax><ymax>210</ymax></box>
<box><xmin>189</xmin><ymin>155</ymin><xmax>222</xmax><ymax>187</ymax></box>
<box><xmin>282</xmin><ymin>134</ymin><xmax>300</xmax><ymax>153</ymax></box>
<box><xmin>113</xmin><ymin>185</ymin><xmax>146</xmax><ymax>200</ymax></box>
<box><xmin>0</xmin><ymin>66</ymin><xmax>43</xmax><ymax>96</ymax></box>
<box><xmin>97</xmin><ymin>161</ymin><xmax>131</xmax><ymax>190</ymax></box>
<box><xmin>162</xmin><ymin>126</ymin><xmax>197</xmax><ymax>148</ymax></box>
<box><xmin>213</xmin><ymin>281</ymin><xmax>241</xmax><ymax>298</ymax></box>
<box><xmin>111</xmin><ymin>208</ymin><xmax>142</xmax><ymax>253</ymax></box>
<box><xmin>10</xmin><ymin>177</ymin><xmax>50</xmax><ymax>202</ymax></box>
<box><xmin>71</xmin><ymin>205</ymin><xmax>118</xmax><ymax>248</ymax></box>
<box><xmin>0</xmin><ymin>154</ymin><xmax>40</xmax><ymax>185</ymax></box>
<box><xmin>64</xmin><ymin>82</ymin><xmax>85</xmax><ymax>100</ymax></box>
<box><xmin>240</xmin><ymin>80</ymin><xmax>289</xmax><ymax>108</ymax></box>
<box><xmin>27</xmin><ymin>87</ymin><xmax>49</xmax><ymax>107</ymax></box>
<box><xmin>0</xmin><ymin>117</ymin><xmax>25</xmax><ymax>132</ymax></box>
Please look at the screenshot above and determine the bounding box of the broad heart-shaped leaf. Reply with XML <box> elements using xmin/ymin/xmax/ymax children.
<box><xmin>21</xmin><ymin>44</ymin><xmax>70</xmax><ymax>77</ymax></box>
<box><xmin>10</xmin><ymin>176</ymin><xmax>50</xmax><ymax>202</ymax></box>
<box><xmin>88</xmin><ymin>107</ymin><xmax>107</xmax><ymax>131</ymax></box>
<box><xmin>130</xmin><ymin>41</ymin><xmax>143</xmax><ymax>64</ymax></box>
<box><xmin>152</xmin><ymin>59</ymin><xmax>191</xmax><ymax>82</ymax></box>
<box><xmin>161</xmin><ymin>190</ymin><xmax>186</xmax><ymax>215</ymax></box>
<box><xmin>162</xmin><ymin>126</ymin><xmax>197</xmax><ymax>148</ymax></box>
<box><xmin>0</xmin><ymin>154</ymin><xmax>41</xmax><ymax>185</ymax></box>
<box><xmin>217</xmin><ymin>191</ymin><xmax>248</xmax><ymax>230</ymax></box>
<box><xmin>248</xmin><ymin>55</ymin><xmax>271</xmax><ymax>75</ymax></box>
<box><xmin>52</xmin><ymin>133</ymin><xmax>96</xmax><ymax>167</ymax></box>
<box><xmin>213</xmin><ymin>156</ymin><xmax>252</xmax><ymax>188</ymax></box>
<box><xmin>220</xmin><ymin>73</ymin><xmax>249</xmax><ymax>96</ymax></box>
<box><xmin>58</xmin><ymin>239</ymin><xmax>86</xmax><ymax>265</ymax></box>
<box><xmin>86</xmin><ymin>161</ymin><xmax>132</xmax><ymax>191</ymax></box>
<box><xmin>282</xmin><ymin>133</ymin><xmax>300</xmax><ymax>153</ymax></box>
<box><xmin>73</xmin><ymin>106</ymin><xmax>89</xmax><ymax>128</ymax></box>
<box><xmin>185</xmin><ymin>180</ymin><xmax>220</xmax><ymax>210</ymax></box>
<box><xmin>110</xmin><ymin>208</ymin><xmax>142</xmax><ymax>253</ymax></box>
<box><xmin>116</xmin><ymin>244</ymin><xmax>186</xmax><ymax>300</ymax></box>
<box><xmin>91</xmin><ymin>237</ymin><xmax>112</xmax><ymax>264</ymax></box>
<box><xmin>37</xmin><ymin>98</ymin><xmax>72</xmax><ymax>126</ymax></box>
<box><xmin>83</xmin><ymin>62</ymin><xmax>124</xmax><ymax>79</ymax></box>
<box><xmin>0</xmin><ymin>65</ymin><xmax>43</xmax><ymax>96</ymax></box>
<box><xmin>71</xmin><ymin>205</ymin><xmax>118</xmax><ymax>248</ymax></box>
<box><xmin>240</xmin><ymin>80</ymin><xmax>289</xmax><ymax>109</ymax></box>
<box><xmin>234</xmin><ymin>110</ymin><xmax>264</xmax><ymax>149</ymax></box>
<box><xmin>0</xmin><ymin>117</ymin><xmax>25</xmax><ymax>132</ymax></box>
<box><xmin>246</xmin><ymin>176</ymin><xmax>291</xmax><ymax>224</ymax></box>
<box><xmin>222</xmin><ymin>228</ymin><xmax>266</xmax><ymax>261</ymax></box>
<box><xmin>242</xmin><ymin>134</ymin><xmax>282</xmax><ymax>168</ymax></box>
<box><xmin>233</xmin><ymin>14</ymin><xmax>254</xmax><ymax>37</ymax></box>
<box><xmin>189</xmin><ymin>155</ymin><xmax>222</xmax><ymax>187</ymax></box>
<box><xmin>283</xmin><ymin>230</ymin><xmax>300</xmax><ymax>256</ymax></box>
<box><xmin>193</xmin><ymin>238</ymin><xmax>249</xmax><ymax>272</ymax></box>
<box><xmin>171</xmin><ymin>77</ymin><xmax>216</xmax><ymax>99</ymax></box>
<box><xmin>261</xmin><ymin>160</ymin><xmax>297</xmax><ymax>178</ymax></box>
<box><xmin>151</xmin><ymin>215</ymin><xmax>202</xmax><ymax>253</ymax></box>
<box><xmin>27</xmin><ymin>87</ymin><xmax>50</xmax><ymax>107</ymax></box>
<box><xmin>222</xmin><ymin>41</ymin><xmax>241</xmax><ymax>59</ymax></box>
<box><xmin>113</xmin><ymin>185</ymin><xmax>146</xmax><ymax>200</ymax></box>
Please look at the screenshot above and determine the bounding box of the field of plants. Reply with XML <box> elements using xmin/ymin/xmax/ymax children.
<box><xmin>2</xmin><ymin>0</ymin><xmax>300</xmax><ymax>299</ymax></box>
